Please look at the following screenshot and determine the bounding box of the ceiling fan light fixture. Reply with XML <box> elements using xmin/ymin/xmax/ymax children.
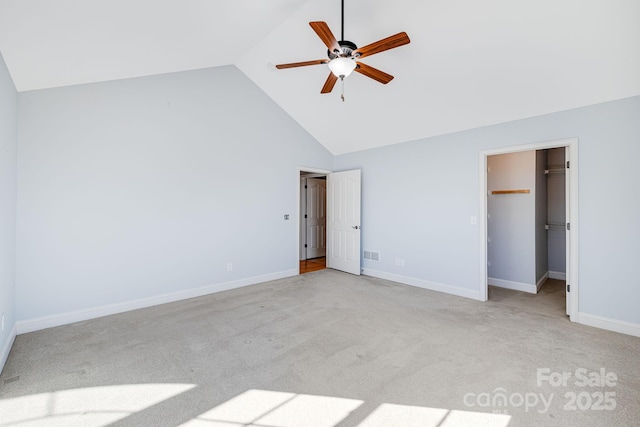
<box><xmin>328</xmin><ymin>57</ymin><xmax>356</xmax><ymax>78</ymax></box>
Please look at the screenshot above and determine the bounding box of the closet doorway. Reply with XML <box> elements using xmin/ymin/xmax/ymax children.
<box><xmin>480</xmin><ymin>138</ymin><xmax>578</xmax><ymax>321</ymax></box>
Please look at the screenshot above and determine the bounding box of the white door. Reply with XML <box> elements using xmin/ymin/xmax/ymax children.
<box><xmin>327</xmin><ymin>170</ymin><xmax>361</xmax><ymax>275</ymax></box>
<box><xmin>305</xmin><ymin>178</ymin><xmax>327</xmax><ymax>259</ymax></box>
<box><xmin>565</xmin><ymin>146</ymin><xmax>571</xmax><ymax>315</ymax></box>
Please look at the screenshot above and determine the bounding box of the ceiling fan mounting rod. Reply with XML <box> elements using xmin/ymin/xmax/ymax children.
<box><xmin>341</xmin><ymin>0</ymin><xmax>345</xmax><ymax>41</ymax></box>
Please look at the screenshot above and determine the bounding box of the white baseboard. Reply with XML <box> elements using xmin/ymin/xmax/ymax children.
<box><xmin>577</xmin><ymin>312</ymin><xmax>640</xmax><ymax>338</ymax></box>
<box><xmin>362</xmin><ymin>268</ymin><xmax>482</xmax><ymax>301</ymax></box>
<box><xmin>549</xmin><ymin>271</ymin><xmax>566</xmax><ymax>280</ymax></box>
<box><xmin>536</xmin><ymin>272</ymin><xmax>549</xmax><ymax>292</ymax></box>
<box><xmin>488</xmin><ymin>277</ymin><xmax>538</xmax><ymax>294</ymax></box>
<box><xmin>1</xmin><ymin>324</ymin><xmax>17</xmax><ymax>375</ymax></box>
<box><xmin>16</xmin><ymin>269</ymin><xmax>298</xmax><ymax>335</ymax></box>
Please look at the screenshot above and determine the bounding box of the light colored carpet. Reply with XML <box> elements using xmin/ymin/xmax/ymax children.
<box><xmin>1</xmin><ymin>270</ymin><xmax>639</xmax><ymax>426</ymax></box>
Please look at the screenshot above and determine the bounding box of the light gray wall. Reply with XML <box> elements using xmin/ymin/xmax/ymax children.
<box><xmin>334</xmin><ymin>95</ymin><xmax>640</xmax><ymax>324</ymax></box>
<box><xmin>487</xmin><ymin>151</ymin><xmax>536</xmax><ymax>284</ymax></box>
<box><xmin>535</xmin><ymin>150</ymin><xmax>548</xmax><ymax>282</ymax></box>
<box><xmin>0</xmin><ymin>52</ymin><xmax>17</xmax><ymax>362</ymax></box>
<box><xmin>16</xmin><ymin>65</ymin><xmax>333</xmax><ymax>321</ymax></box>
<box><xmin>9</xmin><ymin>61</ymin><xmax>640</xmax><ymax>329</ymax></box>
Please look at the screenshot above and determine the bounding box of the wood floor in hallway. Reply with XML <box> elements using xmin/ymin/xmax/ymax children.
<box><xmin>299</xmin><ymin>256</ymin><xmax>325</xmax><ymax>274</ymax></box>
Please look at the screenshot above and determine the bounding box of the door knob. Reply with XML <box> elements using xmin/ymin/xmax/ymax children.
<box><xmin>352</xmin><ymin>225</ymin><xmax>360</xmax><ymax>230</ymax></box>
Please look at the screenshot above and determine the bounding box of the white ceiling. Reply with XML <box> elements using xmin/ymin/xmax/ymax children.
<box><xmin>1</xmin><ymin>0</ymin><xmax>639</xmax><ymax>155</ymax></box>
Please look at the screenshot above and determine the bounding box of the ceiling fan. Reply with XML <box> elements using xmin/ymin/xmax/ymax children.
<box><xmin>275</xmin><ymin>0</ymin><xmax>410</xmax><ymax>100</ymax></box>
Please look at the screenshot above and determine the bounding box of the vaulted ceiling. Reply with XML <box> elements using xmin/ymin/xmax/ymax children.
<box><xmin>1</xmin><ymin>0</ymin><xmax>639</xmax><ymax>154</ymax></box>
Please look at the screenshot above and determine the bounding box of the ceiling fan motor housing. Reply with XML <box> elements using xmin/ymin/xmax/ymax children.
<box><xmin>328</xmin><ymin>40</ymin><xmax>358</xmax><ymax>59</ymax></box>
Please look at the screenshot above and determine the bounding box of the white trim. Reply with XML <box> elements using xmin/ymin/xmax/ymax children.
<box><xmin>16</xmin><ymin>269</ymin><xmax>297</xmax><ymax>335</ymax></box>
<box><xmin>300</xmin><ymin>176</ymin><xmax>307</xmax><ymax>261</ymax></box>
<box><xmin>363</xmin><ymin>268</ymin><xmax>482</xmax><ymax>301</ymax></box>
<box><xmin>567</xmin><ymin>140</ymin><xmax>579</xmax><ymax>321</ymax></box>
<box><xmin>536</xmin><ymin>272</ymin><xmax>549</xmax><ymax>292</ymax></box>
<box><xmin>548</xmin><ymin>271</ymin><xmax>566</xmax><ymax>280</ymax></box>
<box><xmin>479</xmin><ymin>151</ymin><xmax>489</xmax><ymax>301</ymax></box>
<box><xmin>488</xmin><ymin>277</ymin><xmax>538</xmax><ymax>294</ymax></box>
<box><xmin>298</xmin><ymin>166</ymin><xmax>333</xmax><ymax>175</ymax></box>
<box><xmin>578</xmin><ymin>313</ymin><xmax>640</xmax><ymax>338</ymax></box>
<box><xmin>479</xmin><ymin>138</ymin><xmax>578</xmax><ymax>156</ymax></box>
<box><xmin>479</xmin><ymin>137</ymin><xmax>579</xmax><ymax>321</ymax></box>
<box><xmin>487</xmin><ymin>272</ymin><xmax>548</xmax><ymax>294</ymax></box>
<box><xmin>1</xmin><ymin>324</ymin><xmax>17</xmax><ymax>375</ymax></box>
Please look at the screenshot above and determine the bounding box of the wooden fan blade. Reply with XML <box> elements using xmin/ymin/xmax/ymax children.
<box><xmin>321</xmin><ymin>72</ymin><xmax>338</xmax><ymax>94</ymax></box>
<box><xmin>353</xmin><ymin>32</ymin><xmax>410</xmax><ymax>59</ymax></box>
<box><xmin>276</xmin><ymin>60</ymin><xmax>328</xmax><ymax>69</ymax></box>
<box><xmin>355</xmin><ymin>62</ymin><xmax>394</xmax><ymax>84</ymax></box>
<box><xmin>310</xmin><ymin>21</ymin><xmax>342</xmax><ymax>55</ymax></box>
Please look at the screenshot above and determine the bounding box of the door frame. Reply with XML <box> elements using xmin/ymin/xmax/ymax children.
<box><xmin>297</xmin><ymin>167</ymin><xmax>332</xmax><ymax>272</ymax></box>
<box><xmin>479</xmin><ymin>137</ymin><xmax>579</xmax><ymax>322</ymax></box>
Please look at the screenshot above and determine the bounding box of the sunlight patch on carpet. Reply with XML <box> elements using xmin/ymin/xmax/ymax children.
<box><xmin>181</xmin><ymin>389</ymin><xmax>511</xmax><ymax>427</ymax></box>
<box><xmin>0</xmin><ymin>383</ymin><xmax>195</xmax><ymax>426</ymax></box>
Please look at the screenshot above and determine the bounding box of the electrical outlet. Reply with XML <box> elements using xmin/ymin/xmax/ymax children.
<box><xmin>227</xmin><ymin>263</ymin><xmax>233</xmax><ymax>271</ymax></box>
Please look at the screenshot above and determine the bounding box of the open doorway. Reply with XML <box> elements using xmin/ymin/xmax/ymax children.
<box><xmin>299</xmin><ymin>170</ymin><xmax>328</xmax><ymax>274</ymax></box>
<box><xmin>297</xmin><ymin>168</ymin><xmax>363</xmax><ymax>276</ymax></box>
<box><xmin>479</xmin><ymin>138</ymin><xmax>578</xmax><ymax>321</ymax></box>
<box><xmin>486</xmin><ymin>148</ymin><xmax>567</xmax><ymax>316</ymax></box>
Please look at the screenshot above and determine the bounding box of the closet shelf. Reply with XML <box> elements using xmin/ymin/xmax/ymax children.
<box><xmin>491</xmin><ymin>189</ymin><xmax>530</xmax><ymax>195</ymax></box>
<box><xmin>545</xmin><ymin>223</ymin><xmax>566</xmax><ymax>230</ymax></box>
<box><xmin>545</xmin><ymin>164</ymin><xmax>566</xmax><ymax>174</ymax></box>
<box><xmin>545</xmin><ymin>169</ymin><xmax>566</xmax><ymax>174</ymax></box>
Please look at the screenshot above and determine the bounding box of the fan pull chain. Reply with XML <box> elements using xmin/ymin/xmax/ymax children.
<box><xmin>341</xmin><ymin>78</ymin><xmax>345</xmax><ymax>102</ymax></box>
